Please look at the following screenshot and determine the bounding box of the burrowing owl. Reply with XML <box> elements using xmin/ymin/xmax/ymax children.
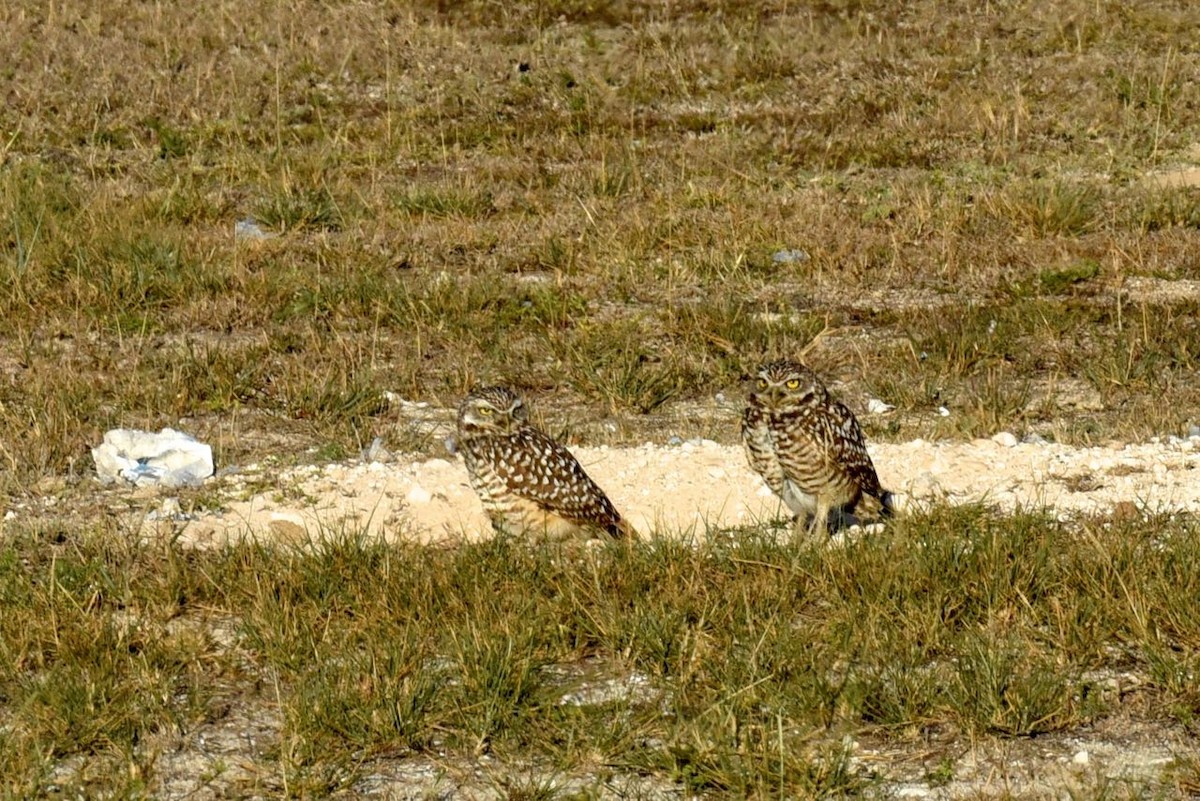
<box><xmin>456</xmin><ymin>386</ymin><xmax>638</xmax><ymax>541</ymax></box>
<box><xmin>742</xmin><ymin>361</ymin><xmax>893</xmax><ymax>539</ymax></box>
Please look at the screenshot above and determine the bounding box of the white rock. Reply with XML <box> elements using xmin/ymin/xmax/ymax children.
<box><xmin>406</xmin><ymin>485</ymin><xmax>433</xmax><ymax>504</ymax></box>
<box><xmin>1072</xmin><ymin>749</ymin><xmax>1089</xmax><ymax>766</ymax></box>
<box><xmin>895</xmin><ymin>786</ymin><xmax>932</xmax><ymax>798</ymax></box>
<box><xmin>991</xmin><ymin>432</ymin><xmax>1019</xmax><ymax>448</ymax></box>
<box><xmin>867</xmin><ymin>398</ymin><xmax>895</xmax><ymax>414</ymax></box>
<box><xmin>363</xmin><ymin>437</ymin><xmax>393</xmax><ymax>463</ymax></box>
<box><xmin>937</xmin><ymin>406</ymin><xmax>951</xmax><ymax>417</ymax></box>
<box><xmin>234</xmin><ymin>218</ymin><xmax>272</xmax><ymax>240</ymax></box>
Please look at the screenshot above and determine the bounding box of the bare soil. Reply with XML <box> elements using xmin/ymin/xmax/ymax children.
<box><xmin>170</xmin><ymin>424</ymin><xmax>1200</xmax><ymax>548</ymax></box>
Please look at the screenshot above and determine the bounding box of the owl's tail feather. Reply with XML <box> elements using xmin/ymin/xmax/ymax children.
<box><xmin>611</xmin><ymin>517</ymin><xmax>641</xmax><ymax>540</ymax></box>
<box><xmin>855</xmin><ymin>489</ymin><xmax>895</xmax><ymax>522</ymax></box>
<box><xmin>879</xmin><ymin>490</ymin><xmax>896</xmax><ymax>518</ymax></box>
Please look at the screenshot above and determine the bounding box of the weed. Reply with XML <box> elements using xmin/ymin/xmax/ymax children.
<box><xmin>2</xmin><ymin>506</ymin><xmax>1200</xmax><ymax>793</ymax></box>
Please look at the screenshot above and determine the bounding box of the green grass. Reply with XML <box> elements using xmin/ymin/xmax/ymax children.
<box><xmin>1</xmin><ymin>507</ymin><xmax>1198</xmax><ymax>796</ymax></box>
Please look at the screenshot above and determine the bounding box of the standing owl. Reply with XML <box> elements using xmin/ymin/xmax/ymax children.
<box><xmin>741</xmin><ymin>361</ymin><xmax>893</xmax><ymax>539</ymax></box>
<box><xmin>456</xmin><ymin>386</ymin><xmax>638</xmax><ymax>541</ymax></box>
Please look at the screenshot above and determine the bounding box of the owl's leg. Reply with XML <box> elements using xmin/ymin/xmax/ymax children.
<box><xmin>799</xmin><ymin>498</ymin><xmax>830</xmax><ymax>543</ymax></box>
<box><xmin>829</xmin><ymin>506</ymin><xmax>861</xmax><ymax>532</ymax></box>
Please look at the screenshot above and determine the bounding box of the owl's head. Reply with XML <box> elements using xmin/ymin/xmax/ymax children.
<box><xmin>749</xmin><ymin>360</ymin><xmax>827</xmax><ymax>411</ymax></box>
<box><xmin>458</xmin><ymin>385</ymin><xmax>529</xmax><ymax>436</ymax></box>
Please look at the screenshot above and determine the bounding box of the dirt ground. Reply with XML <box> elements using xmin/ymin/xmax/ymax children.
<box><xmin>169</xmin><ymin>413</ymin><xmax>1200</xmax><ymax>547</ymax></box>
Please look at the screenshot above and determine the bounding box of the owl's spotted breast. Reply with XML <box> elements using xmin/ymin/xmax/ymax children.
<box><xmin>741</xmin><ymin>361</ymin><xmax>893</xmax><ymax>537</ymax></box>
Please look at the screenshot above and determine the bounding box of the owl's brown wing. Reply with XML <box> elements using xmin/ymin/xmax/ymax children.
<box><xmin>488</xmin><ymin>426</ymin><xmax>626</xmax><ymax>534</ymax></box>
<box><xmin>741</xmin><ymin>404</ymin><xmax>788</xmax><ymax>496</ymax></box>
<box><xmin>823</xmin><ymin>400</ymin><xmax>888</xmax><ymax>504</ymax></box>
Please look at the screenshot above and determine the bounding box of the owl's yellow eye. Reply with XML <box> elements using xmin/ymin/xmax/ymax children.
<box><xmin>756</xmin><ymin>378</ymin><xmax>769</xmax><ymax>390</ymax></box>
<box><xmin>786</xmin><ymin>379</ymin><xmax>800</xmax><ymax>389</ymax></box>
<box><xmin>479</xmin><ymin>406</ymin><xmax>494</xmax><ymax>416</ymax></box>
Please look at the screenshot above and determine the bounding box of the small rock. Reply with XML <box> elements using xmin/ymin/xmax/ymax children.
<box><xmin>1188</xmin><ymin>425</ymin><xmax>1200</xmax><ymax>439</ymax></box>
<box><xmin>714</xmin><ymin>392</ymin><xmax>726</xmax><ymax>403</ymax></box>
<box><xmin>667</xmin><ymin>436</ymin><xmax>683</xmax><ymax>447</ymax></box>
<box><xmin>268</xmin><ymin>516</ymin><xmax>307</xmax><ymax>542</ymax></box>
<box><xmin>936</xmin><ymin>406</ymin><xmax>951</xmax><ymax>417</ymax></box>
<box><xmin>895</xmin><ymin>788</ymin><xmax>932</xmax><ymax>799</ymax></box>
<box><xmin>443</xmin><ymin>436</ymin><xmax>459</xmax><ymax>456</ymax></box>
<box><xmin>867</xmin><ymin>398</ymin><xmax>895</xmax><ymax>415</ymax></box>
<box><xmin>1022</xmin><ymin>433</ymin><xmax>1049</xmax><ymax>445</ymax></box>
<box><xmin>406</xmin><ymin>485</ymin><xmax>433</xmax><ymax>504</ymax></box>
<box><xmin>363</xmin><ymin>437</ymin><xmax>393</xmax><ymax>464</ymax></box>
<box><xmin>1111</xmin><ymin>501</ymin><xmax>1140</xmax><ymax>522</ymax></box>
<box><xmin>771</xmin><ymin>248</ymin><xmax>809</xmax><ymax>264</ymax></box>
<box><xmin>234</xmin><ymin>218</ymin><xmax>272</xmax><ymax>241</ymax></box>
<box><xmin>1072</xmin><ymin>750</ymin><xmax>1089</xmax><ymax>766</ymax></box>
<box><xmin>991</xmin><ymin>432</ymin><xmax>1018</xmax><ymax>448</ymax></box>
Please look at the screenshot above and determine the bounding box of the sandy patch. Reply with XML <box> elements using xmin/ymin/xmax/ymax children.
<box><xmin>174</xmin><ymin>433</ymin><xmax>1200</xmax><ymax>547</ymax></box>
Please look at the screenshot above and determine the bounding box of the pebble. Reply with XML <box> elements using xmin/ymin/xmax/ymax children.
<box><xmin>772</xmin><ymin>248</ymin><xmax>809</xmax><ymax>264</ymax></box>
<box><xmin>363</xmin><ymin>437</ymin><xmax>393</xmax><ymax>464</ymax></box>
<box><xmin>867</xmin><ymin>398</ymin><xmax>895</xmax><ymax>414</ymax></box>
<box><xmin>1072</xmin><ymin>750</ymin><xmax>1090</xmax><ymax>766</ymax></box>
<box><xmin>406</xmin><ymin>485</ymin><xmax>433</xmax><ymax>504</ymax></box>
<box><xmin>234</xmin><ymin>218</ymin><xmax>272</xmax><ymax>240</ymax></box>
<box><xmin>991</xmin><ymin>432</ymin><xmax>1018</xmax><ymax>448</ymax></box>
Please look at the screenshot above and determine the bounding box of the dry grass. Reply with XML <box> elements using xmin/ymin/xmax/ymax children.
<box><xmin>2</xmin><ymin>507</ymin><xmax>1199</xmax><ymax>796</ymax></box>
<box><xmin>4</xmin><ymin>0</ymin><xmax>1200</xmax><ymax>795</ymax></box>
<box><xmin>3</xmin><ymin>1</ymin><xmax>1200</xmax><ymax>491</ymax></box>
